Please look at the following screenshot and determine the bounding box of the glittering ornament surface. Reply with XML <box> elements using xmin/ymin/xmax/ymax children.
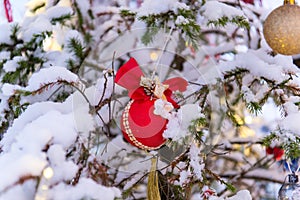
<box><xmin>115</xmin><ymin>58</ymin><xmax>187</xmax><ymax>150</ymax></box>
<box><xmin>263</xmin><ymin>4</ymin><xmax>300</xmax><ymax>55</ymax></box>
<box><xmin>278</xmin><ymin>174</ymin><xmax>300</xmax><ymax>200</ymax></box>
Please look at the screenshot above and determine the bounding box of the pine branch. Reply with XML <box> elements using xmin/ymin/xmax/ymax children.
<box><xmin>220</xmin><ymin>170</ymin><xmax>284</xmax><ymax>184</ymax></box>
<box><xmin>208</xmin><ymin>15</ymin><xmax>250</xmax><ymax>30</ymax></box>
<box><xmin>29</xmin><ymin>2</ymin><xmax>45</xmax><ymax>13</ymax></box>
<box><xmin>66</xmin><ymin>37</ymin><xmax>91</xmax><ymax>73</ymax></box>
<box><xmin>204</xmin><ymin>168</ymin><xmax>236</xmax><ymax>193</ymax></box>
<box><xmin>246</xmin><ymin>102</ymin><xmax>262</xmax><ymax>115</ymax></box>
<box><xmin>138</xmin><ymin>8</ymin><xmax>201</xmax><ymax>48</ymax></box>
<box><xmin>50</xmin><ymin>14</ymin><xmax>72</xmax><ymax>24</ymax></box>
<box><xmin>282</xmin><ymin>137</ymin><xmax>300</xmax><ymax>159</ymax></box>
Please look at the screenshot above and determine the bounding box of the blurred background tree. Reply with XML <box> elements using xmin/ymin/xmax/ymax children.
<box><xmin>0</xmin><ymin>0</ymin><xmax>299</xmax><ymax>199</ymax></box>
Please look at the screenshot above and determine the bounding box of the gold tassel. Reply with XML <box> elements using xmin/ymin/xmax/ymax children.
<box><xmin>147</xmin><ymin>157</ymin><xmax>161</xmax><ymax>200</ymax></box>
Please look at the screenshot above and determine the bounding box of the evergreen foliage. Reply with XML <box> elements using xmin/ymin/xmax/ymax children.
<box><xmin>0</xmin><ymin>0</ymin><xmax>299</xmax><ymax>199</ymax></box>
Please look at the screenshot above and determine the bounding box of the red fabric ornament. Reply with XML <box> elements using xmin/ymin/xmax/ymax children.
<box><xmin>115</xmin><ymin>58</ymin><xmax>188</xmax><ymax>150</ymax></box>
<box><xmin>4</xmin><ymin>0</ymin><xmax>13</xmax><ymax>22</ymax></box>
<box><xmin>266</xmin><ymin>146</ymin><xmax>284</xmax><ymax>161</ymax></box>
<box><xmin>242</xmin><ymin>0</ymin><xmax>254</xmax><ymax>4</ymax></box>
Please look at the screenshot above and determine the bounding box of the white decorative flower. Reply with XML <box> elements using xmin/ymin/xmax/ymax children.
<box><xmin>153</xmin><ymin>99</ymin><xmax>174</xmax><ymax>118</ymax></box>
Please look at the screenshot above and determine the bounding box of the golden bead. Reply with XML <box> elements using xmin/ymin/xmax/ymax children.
<box><xmin>263</xmin><ymin>4</ymin><xmax>300</xmax><ymax>55</ymax></box>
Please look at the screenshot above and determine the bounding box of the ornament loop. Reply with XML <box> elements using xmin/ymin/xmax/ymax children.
<box><xmin>288</xmin><ymin>173</ymin><xmax>299</xmax><ymax>183</ymax></box>
<box><xmin>284</xmin><ymin>0</ymin><xmax>295</xmax><ymax>5</ymax></box>
<box><xmin>286</xmin><ymin>160</ymin><xmax>300</xmax><ymax>174</ymax></box>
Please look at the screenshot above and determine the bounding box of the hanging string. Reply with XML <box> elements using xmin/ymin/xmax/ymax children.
<box><xmin>286</xmin><ymin>160</ymin><xmax>300</xmax><ymax>174</ymax></box>
<box><xmin>287</xmin><ymin>161</ymin><xmax>293</xmax><ymax>173</ymax></box>
<box><xmin>151</xmin><ymin>25</ymin><xmax>175</xmax><ymax>79</ymax></box>
<box><xmin>296</xmin><ymin>164</ymin><xmax>300</xmax><ymax>174</ymax></box>
<box><xmin>3</xmin><ymin>0</ymin><xmax>13</xmax><ymax>22</ymax></box>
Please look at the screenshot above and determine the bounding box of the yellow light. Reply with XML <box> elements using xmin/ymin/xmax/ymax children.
<box><xmin>41</xmin><ymin>184</ymin><xmax>49</xmax><ymax>191</ymax></box>
<box><xmin>59</xmin><ymin>0</ymin><xmax>72</xmax><ymax>7</ymax></box>
<box><xmin>232</xmin><ymin>144</ymin><xmax>241</xmax><ymax>150</ymax></box>
<box><xmin>233</xmin><ymin>114</ymin><xmax>244</xmax><ymax>126</ymax></box>
<box><xmin>244</xmin><ymin>116</ymin><xmax>253</xmax><ymax>124</ymax></box>
<box><xmin>220</xmin><ymin>97</ymin><xmax>226</xmax><ymax>105</ymax></box>
<box><xmin>239</xmin><ymin>126</ymin><xmax>255</xmax><ymax>138</ymax></box>
<box><xmin>43</xmin><ymin>36</ymin><xmax>62</xmax><ymax>51</ymax></box>
<box><xmin>244</xmin><ymin>147</ymin><xmax>251</xmax><ymax>156</ymax></box>
<box><xmin>34</xmin><ymin>195</ymin><xmax>46</xmax><ymax>200</ymax></box>
<box><xmin>185</xmin><ymin>40</ymin><xmax>190</xmax><ymax>47</ymax></box>
<box><xmin>43</xmin><ymin>167</ymin><xmax>54</xmax><ymax>179</ymax></box>
<box><xmin>150</xmin><ymin>51</ymin><xmax>158</xmax><ymax>61</ymax></box>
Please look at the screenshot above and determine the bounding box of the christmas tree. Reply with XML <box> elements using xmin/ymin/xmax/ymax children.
<box><xmin>0</xmin><ymin>0</ymin><xmax>300</xmax><ymax>199</ymax></box>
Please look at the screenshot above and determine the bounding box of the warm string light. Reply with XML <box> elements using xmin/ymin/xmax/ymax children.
<box><xmin>244</xmin><ymin>115</ymin><xmax>253</xmax><ymax>124</ymax></box>
<box><xmin>34</xmin><ymin>167</ymin><xmax>54</xmax><ymax>200</ymax></box>
<box><xmin>43</xmin><ymin>32</ymin><xmax>62</xmax><ymax>52</ymax></box>
<box><xmin>43</xmin><ymin>167</ymin><xmax>54</xmax><ymax>179</ymax></box>
<box><xmin>231</xmin><ymin>113</ymin><xmax>256</xmax><ymax>156</ymax></box>
<box><xmin>150</xmin><ymin>51</ymin><xmax>158</xmax><ymax>61</ymax></box>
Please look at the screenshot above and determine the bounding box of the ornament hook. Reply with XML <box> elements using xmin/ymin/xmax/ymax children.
<box><xmin>284</xmin><ymin>0</ymin><xmax>295</xmax><ymax>5</ymax></box>
<box><xmin>286</xmin><ymin>160</ymin><xmax>300</xmax><ymax>174</ymax></box>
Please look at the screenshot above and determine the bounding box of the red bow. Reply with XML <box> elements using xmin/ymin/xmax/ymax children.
<box><xmin>115</xmin><ymin>58</ymin><xmax>188</xmax><ymax>150</ymax></box>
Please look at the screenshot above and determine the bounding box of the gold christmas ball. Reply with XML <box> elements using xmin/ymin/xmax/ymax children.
<box><xmin>263</xmin><ymin>4</ymin><xmax>300</xmax><ymax>55</ymax></box>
